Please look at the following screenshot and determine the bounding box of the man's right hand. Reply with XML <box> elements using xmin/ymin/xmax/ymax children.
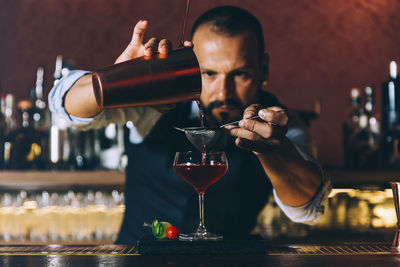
<box><xmin>117</xmin><ymin>20</ymin><xmax>176</xmax><ymax>114</ymax></box>
<box><xmin>65</xmin><ymin>20</ymin><xmax>173</xmax><ymax>118</ymax></box>
<box><xmin>115</xmin><ymin>20</ymin><xmax>172</xmax><ymax>64</ymax></box>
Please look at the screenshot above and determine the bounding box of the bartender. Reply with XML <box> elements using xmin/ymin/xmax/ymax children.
<box><xmin>49</xmin><ymin>6</ymin><xmax>331</xmax><ymax>244</ymax></box>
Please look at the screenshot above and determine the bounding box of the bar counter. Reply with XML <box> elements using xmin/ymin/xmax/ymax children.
<box><xmin>0</xmin><ymin>169</ymin><xmax>398</xmax><ymax>266</ymax></box>
<box><xmin>0</xmin><ymin>242</ymin><xmax>398</xmax><ymax>266</ymax></box>
<box><xmin>0</xmin><ymin>168</ymin><xmax>398</xmax><ymax>190</ymax></box>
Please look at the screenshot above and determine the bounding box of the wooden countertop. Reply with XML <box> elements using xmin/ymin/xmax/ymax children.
<box><xmin>0</xmin><ymin>168</ymin><xmax>399</xmax><ymax>190</ymax></box>
<box><xmin>326</xmin><ymin>169</ymin><xmax>400</xmax><ymax>188</ymax></box>
<box><xmin>0</xmin><ymin>243</ymin><xmax>397</xmax><ymax>266</ymax></box>
<box><xmin>0</xmin><ymin>170</ymin><xmax>125</xmax><ymax>190</ymax></box>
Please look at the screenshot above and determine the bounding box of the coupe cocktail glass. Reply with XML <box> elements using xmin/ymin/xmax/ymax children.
<box><xmin>173</xmin><ymin>151</ymin><xmax>227</xmax><ymax>241</ymax></box>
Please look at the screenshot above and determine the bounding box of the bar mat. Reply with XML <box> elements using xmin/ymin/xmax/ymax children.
<box><xmin>138</xmin><ymin>236</ymin><xmax>396</xmax><ymax>255</ymax></box>
<box><xmin>283</xmin><ymin>244</ymin><xmax>394</xmax><ymax>255</ymax></box>
<box><xmin>137</xmin><ymin>236</ymin><xmax>292</xmax><ymax>255</ymax></box>
<box><xmin>0</xmin><ymin>245</ymin><xmax>137</xmax><ymax>255</ymax></box>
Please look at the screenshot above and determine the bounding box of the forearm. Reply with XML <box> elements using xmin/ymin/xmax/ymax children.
<box><xmin>64</xmin><ymin>74</ymin><xmax>101</xmax><ymax>118</ymax></box>
<box><xmin>257</xmin><ymin>137</ymin><xmax>322</xmax><ymax>207</ymax></box>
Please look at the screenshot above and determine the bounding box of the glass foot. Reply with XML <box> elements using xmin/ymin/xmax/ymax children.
<box><xmin>179</xmin><ymin>232</ymin><xmax>223</xmax><ymax>241</ymax></box>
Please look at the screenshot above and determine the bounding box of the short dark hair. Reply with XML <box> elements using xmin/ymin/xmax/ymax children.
<box><xmin>191</xmin><ymin>6</ymin><xmax>265</xmax><ymax>59</ymax></box>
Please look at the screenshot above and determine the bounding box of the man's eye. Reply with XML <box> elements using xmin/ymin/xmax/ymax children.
<box><xmin>234</xmin><ymin>71</ymin><xmax>250</xmax><ymax>79</ymax></box>
<box><xmin>202</xmin><ymin>71</ymin><xmax>215</xmax><ymax>77</ymax></box>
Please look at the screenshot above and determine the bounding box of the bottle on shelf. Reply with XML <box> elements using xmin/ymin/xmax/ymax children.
<box><xmin>0</xmin><ymin>83</ymin><xmax>5</xmax><ymax>169</ymax></box>
<box><xmin>31</xmin><ymin>66</ymin><xmax>50</xmax><ymax>130</ymax></box>
<box><xmin>355</xmin><ymin>85</ymin><xmax>381</xmax><ymax>169</ymax></box>
<box><xmin>382</xmin><ymin>61</ymin><xmax>399</xmax><ymax>133</ymax></box>
<box><xmin>53</xmin><ymin>55</ymin><xmax>63</xmax><ymax>86</ymax></box>
<box><xmin>343</xmin><ymin>86</ymin><xmax>381</xmax><ymax>169</ymax></box>
<box><xmin>343</xmin><ymin>88</ymin><xmax>362</xmax><ymax>168</ymax></box>
<box><xmin>97</xmin><ymin>123</ymin><xmax>126</xmax><ymax>170</ymax></box>
<box><xmin>381</xmin><ymin>61</ymin><xmax>400</xmax><ymax>168</ymax></box>
<box><xmin>8</xmin><ymin>100</ymin><xmax>44</xmax><ymax>169</ymax></box>
<box><xmin>3</xmin><ymin>94</ymin><xmax>18</xmax><ymax>169</ymax></box>
<box><xmin>49</xmin><ymin>55</ymin><xmax>70</xmax><ymax>169</ymax></box>
<box><xmin>361</xmin><ymin>85</ymin><xmax>381</xmax><ymax>141</ymax></box>
<box><xmin>68</xmin><ymin>129</ymin><xmax>98</xmax><ymax>170</ymax></box>
<box><xmin>31</xmin><ymin>66</ymin><xmax>50</xmax><ymax>169</ymax></box>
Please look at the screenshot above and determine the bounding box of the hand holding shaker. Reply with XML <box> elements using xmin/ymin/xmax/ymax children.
<box><xmin>92</xmin><ymin>47</ymin><xmax>201</xmax><ymax>109</ymax></box>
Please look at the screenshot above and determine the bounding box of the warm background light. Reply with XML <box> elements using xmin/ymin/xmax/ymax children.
<box><xmin>0</xmin><ymin>0</ymin><xmax>399</xmax><ymax>167</ymax></box>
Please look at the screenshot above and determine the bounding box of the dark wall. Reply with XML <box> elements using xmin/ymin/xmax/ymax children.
<box><xmin>1</xmin><ymin>0</ymin><xmax>400</xmax><ymax>167</ymax></box>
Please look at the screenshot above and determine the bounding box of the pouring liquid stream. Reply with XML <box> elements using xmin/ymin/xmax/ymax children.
<box><xmin>178</xmin><ymin>0</ymin><xmax>220</xmax><ymax>165</ymax></box>
<box><xmin>177</xmin><ymin>0</ymin><xmax>208</xmax><ymax>164</ymax></box>
<box><xmin>195</xmin><ymin>99</ymin><xmax>208</xmax><ymax>164</ymax></box>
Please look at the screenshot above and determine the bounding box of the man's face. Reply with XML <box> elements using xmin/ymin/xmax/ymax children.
<box><xmin>192</xmin><ymin>25</ymin><xmax>267</xmax><ymax>125</ymax></box>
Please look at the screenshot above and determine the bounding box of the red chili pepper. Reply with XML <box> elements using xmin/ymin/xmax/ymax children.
<box><xmin>166</xmin><ymin>226</ymin><xmax>180</xmax><ymax>240</ymax></box>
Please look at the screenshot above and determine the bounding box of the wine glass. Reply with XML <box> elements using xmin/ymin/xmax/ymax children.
<box><xmin>173</xmin><ymin>151</ymin><xmax>228</xmax><ymax>241</ymax></box>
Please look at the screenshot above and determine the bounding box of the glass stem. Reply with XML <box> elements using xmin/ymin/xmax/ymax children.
<box><xmin>197</xmin><ymin>192</ymin><xmax>207</xmax><ymax>234</ymax></box>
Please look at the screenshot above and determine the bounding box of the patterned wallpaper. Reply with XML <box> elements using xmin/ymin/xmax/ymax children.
<box><xmin>1</xmin><ymin>0</ymin><xmax>400</xmax><ymax>166</ymax></box>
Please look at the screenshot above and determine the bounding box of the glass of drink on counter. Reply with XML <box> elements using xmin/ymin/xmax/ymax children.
<box><xmin>173</xmin><ymin>150</ymin><xmax>228</xmax><ymax>241</ymax></box>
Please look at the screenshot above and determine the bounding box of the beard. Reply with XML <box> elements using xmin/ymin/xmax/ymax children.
<box><xmin>199</xmin><ymin>98</ymin><xmax>244</xmax><ymax>128</ymax></box>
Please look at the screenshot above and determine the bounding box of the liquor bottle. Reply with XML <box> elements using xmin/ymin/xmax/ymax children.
<box><xmin>8</xmin><ymin>100</ymin><xmax>43</xmax><ymax>169</ymax></box>
<box><xmin>53</xmin><ymin>55</ymin><xmax>63</xmax><ymax>85</ymax></box>
<box><xmin>3</xmin><ymin>94</ymin><xmax>18</xmax><ymax>169</ymax></box>
<box><xmin>382</xmin><ymin>61</ymin><xmax>400</xmax><ymax>133</ymax></box>
<box><xmin>49</xmin><ymin>55</ymin><xmax>70</xmax><ymax>169</ymax></box>
<box><xmin>32</xmin><ymin>66</ymin><xmax>49</xmax><ymax>130</ymax></box>
<box><xmin>0</xmin><ymin>84</ymin><xmax>4</xmax><ymax>169</ymax></box>
<box><xmin>364</xmin><ymin>85</ymin><xmax>380</xmax><ymax>137</ymax></box>
<box><xmin>343</xmin><ymin>88</ymin><xmax>362</xmax><ymax>168</ymax></box>
<box><xmin>97</xmin><ymin>123</ymin><xmax>126</xmax><ymax>170</ymax></box>
<box><xmin>351</xmin><ymin>85</ymin><xmax>380</xmax><ymax>169</ymax></box>
<box><xmin>381</xmin><ymin>61</ymin><xmax>400</xmax><ymax>168</ymax></box>
<box><xmin>343</xmin><ymin>85</ymin><xmax>380</xmax><ymax>169</ymax></box>
<box><xmin>31</xmin><ymin>66</ymin><xmax>50</xmax><ymax>169</ymax></box>
<box><xmin>68</xmin><ymin>129</ymin><xmax>97</xmax><ymax>170</ymax></box>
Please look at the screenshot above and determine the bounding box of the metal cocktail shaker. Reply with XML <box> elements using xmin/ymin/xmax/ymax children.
<box><xmin>92</xmin><ymin>47</ymin><xmax>201</xmax><ymax>109</ymax></box>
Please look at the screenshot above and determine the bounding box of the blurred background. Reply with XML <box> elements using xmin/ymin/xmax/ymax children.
<box><xmin>0</xmin><ymin>0</ymin><xmax>400</xmax><ymax>244</ymax></box>
<box><xmin>1</xmin><ymin>0</ymin><xmax>399</xmax><ymax>167</ymax></box>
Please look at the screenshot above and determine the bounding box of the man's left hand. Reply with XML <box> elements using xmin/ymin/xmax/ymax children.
<box><xmin>224</xmin><ymin>104</ymin><xmax>288</xmax><ymax>154</ymax></box>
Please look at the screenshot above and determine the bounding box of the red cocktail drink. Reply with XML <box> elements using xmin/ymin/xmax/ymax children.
<box><xmin>174</xmin><ymin>164</ymin><xmax>227</xmax><ymax>193</ymax></box>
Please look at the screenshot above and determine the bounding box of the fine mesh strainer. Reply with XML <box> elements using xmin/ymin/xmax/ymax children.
<box><xmin>174</xmin><ymin>127</ymin><xmax>221</xmax><ymax>152</ymax></box>
<box><xmin>174</xmin><ymin>109</ymin><xmax>287</xmax><ymax>151</ymax></box>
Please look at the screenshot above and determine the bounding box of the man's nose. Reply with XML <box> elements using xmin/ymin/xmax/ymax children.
<box><xmin>216</xmin><ymin>76</ymin><xmax>234</xmax><ymax>101</ymax></box>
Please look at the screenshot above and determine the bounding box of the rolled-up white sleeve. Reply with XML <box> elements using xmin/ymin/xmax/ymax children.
<box><xmin>48</xmin><ymin>70</ymin><xmax>162</xmax><ymax>140</ymax></box>
<box><xmin>48</xmin><ymin>70</ymin><xmax>93</xmax><ymax>127</ymax></box>
<box><xmin>272</xmin><ymin>115</ymin><xmax>332</xmax><ymax>224</ymax></box>
<box><xmin>273</xmin><ymin>168</ymin><xmax>331</xmax><ymax>224</ymax></box>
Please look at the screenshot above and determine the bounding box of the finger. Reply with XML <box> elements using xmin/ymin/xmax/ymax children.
<box><xmin>144</xmin><ymin>37</ymin><xmax>159</xmax><ymax>57</ymax></box>
<box><xmin>227</xmin><ymin>125</ymin><xmax>266</xmax><ymax>142</ymax></box>
<box><xmin>258</xmin><ymin>107</ymin><xmax>288</xmax><ymax>126</ymax></box>
<box><xmin>243</xmin><ymin>104</ymin><xmax>263</xmax><ymax>119</ymax></box>
<box><xmin>238</xmin><ymin>118</ymin><xmax>274</xmax><ymax>139</ymax></box>
<box><xmin>240</xmin><ymin>117</ymin><xmax>287</xmax><ymax>139</ymax></box>
<box><xmin>158</xmin><ymin>39</ymin><xmax>172</xmax><ymax>54</ymax></box>
<box><xmin>130</xmin><ymin>20</ymin><xmax>148</xmax><ymax>46</ymax></box>
<box><xmin>183</xmin><ymin>40</ymin><xmax>193</xmax><ymax>47</ymax></box>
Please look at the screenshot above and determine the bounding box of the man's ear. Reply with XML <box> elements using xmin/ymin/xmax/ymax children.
<box><xmin>261</xmin><ymin>53</ymin><xmax>269</xmax><ymax>85</ymax></box>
